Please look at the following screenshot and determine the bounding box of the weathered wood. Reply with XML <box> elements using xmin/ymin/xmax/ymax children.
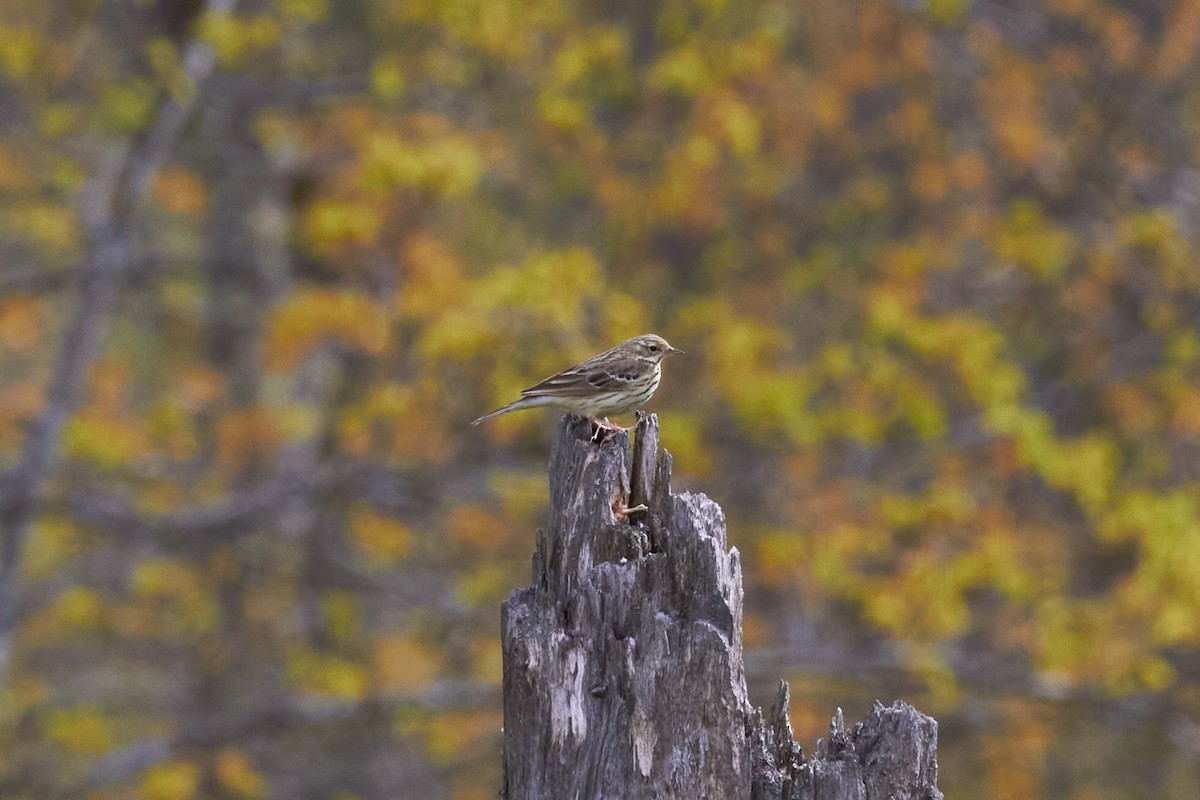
<box><xmin>501</xmin><ymin>414</ymin><xmax>943</xmax><ymax>800</ymax></box>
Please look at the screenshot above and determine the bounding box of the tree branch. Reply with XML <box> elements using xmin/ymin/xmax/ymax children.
<box><xmin>0</xmin><ymin>0</ymin><xmax>242</xmax><ymax>690</ymax></box>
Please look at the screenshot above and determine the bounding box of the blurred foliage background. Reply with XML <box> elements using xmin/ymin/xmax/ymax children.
<box><xmin>2</xmin><ymin>0</ymin><xmax>1200</xmax><ymax>797</ymax></box>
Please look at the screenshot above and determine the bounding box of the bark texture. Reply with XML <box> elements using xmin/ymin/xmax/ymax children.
<box><xmin>501</xmin><ymin>414</ymin><xmax>943</xmax><ymax>800</ymax></box>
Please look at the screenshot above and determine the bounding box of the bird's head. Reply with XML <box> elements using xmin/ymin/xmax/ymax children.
<box><xmin>627</xmin><ymin>334</ymin><xmax>684</xmax><ymax>363</ymax></box>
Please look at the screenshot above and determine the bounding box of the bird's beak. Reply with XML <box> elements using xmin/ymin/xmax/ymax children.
<box><xmin>668</xmin><ymin>346</ymin><xmax>684</xmax><ymax>356</ymax></box>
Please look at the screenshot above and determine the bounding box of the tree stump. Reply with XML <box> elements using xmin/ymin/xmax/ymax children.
<box><xmin>501</xmin><ymin>414</ymin><xmax>943</xmax><ymax>800</ymax></box>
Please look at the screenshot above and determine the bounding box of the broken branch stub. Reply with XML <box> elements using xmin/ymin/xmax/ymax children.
<box><xmin>501</xmin><ymin>414</ymin><xmax>943</xmax><ymax>800</ymax></box>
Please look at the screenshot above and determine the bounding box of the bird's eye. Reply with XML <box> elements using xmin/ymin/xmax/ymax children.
<box><xmin>648</xmin><ymin>344</ymin><xmax>659</xmax><ymax>352</ymax></box>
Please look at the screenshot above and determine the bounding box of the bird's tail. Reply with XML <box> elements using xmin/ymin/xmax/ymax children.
<box><xmin>471</xmin><ymin>395</ymin><xmax>552</xmax><ymax>426</ymax></box>
<box><xmin>471</xmin><ymin>399</ymin><xmax>525</xmax><ymax>426</ymax></box>
<box><xmin>470</xmin><ymin>405</ymin><xmax>511</xmax><ymax>426</ymax></box>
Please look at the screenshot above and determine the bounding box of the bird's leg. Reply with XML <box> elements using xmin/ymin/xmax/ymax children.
<box><xmin>589</xmin><ymin>417</ymin><xmax>627</xmax><ymax>442</ymax></box>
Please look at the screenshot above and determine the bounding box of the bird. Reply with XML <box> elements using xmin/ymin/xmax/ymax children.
<box><xmin>472</xmin><ymin>334</ymin><xmax>683</xmax><ymax>432</ymax></box>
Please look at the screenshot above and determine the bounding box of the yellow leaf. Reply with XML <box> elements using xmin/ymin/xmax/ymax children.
<box><xmin>1135</xmin><ymin>656</ymin><xmax>1176</xmax><ymax>691</ymax></box>
<box><xmin>23</xmin><ymin>516</ymin><xmax>79</xmax><ymax>580</ymax></box>
<box><xmin>141</xmin><ymin>761</ymin><xmax>201</xmax><ymax>800</ymax></box>
<box><xmin>1152</xmin><ymin>600</ymin><xmax>1198</xmax><ymax>645</ymax></box>
<box><xmin>456</xmin><ymin>564</ymin><xmax>508</xmax><ymax>607</ymax></box>
<box><xmin>684</xmin><ymin>135</ymin><xmax>719</xmax><ymax>169</ymax></box>
<box><xmin>721</xmin><ymin>99</ymin><xmax>760</xmax><ymax>158</ymax></box>
<box><xmin>197</xmin><ymin>12</ymin><xmax>280</xmax><ymax>65</ymax></box>
<box><xmin>360</xmin><ymin>128</ymin><xmax>484</xmax><ymax>197</ymax></box>
<box><xmin>304</xmin><ymin>199</ymin><xmax>381</xmax><ymax>251</ymax></box>
<box><xmin>661</xmin><ymin>413</ymin><xmax>712</xmax><ymax>476</ymax></box>
<box><xmin>131</xmin><ymin>557</ymin><xmax>217</xmax><ymax>634</ymax></box>
<box><xmin>44</xmin><ymin>706</ymin><xmax>115</xmax><ymax>756</ymax></box>
<box><xmin>398</xmin><ymin>710</ymin><xmax>501</xmax><ymax>766</ymax></box>
<box><xmin>279</xmin><ymin>0</ymin><xmax>328</xmax><ymax>24</ymax></box>
<box><xmin>287</xmin><ymin>648</ymin><xmax>368</xmax><ymax>702</ymax></box>
<box><xmin>487</xmin><ymin>470</ymin><xmax>547</xmax><ymax>520</ymax></box>
<box><xmin>321</xmin><ymin>590</ymin><xmax>361</xmax><ymax>645</ymax></box>
<box><xmin>993</xmin><ymin>200</ymin><xmax>1076</xmax><ymax>279</ymax></box>
<box><xmin>349</xmin><ymin>505</ymin><xmax>412</xmax><ymax>566</ymax></box>
<box><xmin>53</xmin><ymin>586</ymin><xmax>103</xmax><ymax>632</ymax></box>
<box><xmin>538</xmin><ymin>91</ymin><xmax>587</xmax><ymax>132</ymax></box>
<box><xmin>62</xmin><ymin>413</ymin><xmax>147</xmax><ymax>469</ymax></box>
<box><xmin>371</xmin><ymin>52</ymin><xmax>406</xmax><ymax>98</ymax></box>
<box><xmin>0</xmin><ymin>26</ymin><xmax>38</xmax><ymax>77</ymax></box>
<box><xmin>149</xmin><ymin>401</ymin><xmax>198</xmax><ymax>459</ymax></box>
<box><xmin>756</xmin><ymin>531</ymin><xmax>806</xmax><ymax>588</ymax></box>
<box><xmin>3</xmin><ymin>201</ymin><xmax>81</xmax><ymax>255</ymax></box>
<box><xmin>144</xmin><ymin>37</ymin><xmax>192</xmax><ymax>101</ymax></box>
<box><xmin>928</xmin><ymin>0</ymin><xmax>969</xmax><ymax>25</ymax></box>
<box><xmin>100</xmin><ymin>80</ymin><xmax>156</xmax><ymax>133</ymax></box>
<box><xmin>649</xmin><ymin>47</ymin><xmax>708</xmax><ymax>94</ymax></box>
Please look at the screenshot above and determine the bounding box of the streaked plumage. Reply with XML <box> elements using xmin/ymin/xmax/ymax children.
<box><xmin>472</xmin><ymin>334</ymin><xmax>683</xmax><ymax>426</ymax></box>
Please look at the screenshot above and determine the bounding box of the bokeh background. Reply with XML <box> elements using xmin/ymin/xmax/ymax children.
<box><xmin>2</xmin><ymin>0</ymin><xmax>1200</xmax><ymax>797</ymax></box>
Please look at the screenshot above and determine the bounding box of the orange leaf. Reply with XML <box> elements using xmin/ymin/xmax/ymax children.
<box><xmin>153</xmin><ymin>168</ymin><xmax>208</xmax><ymax>216</ymax></box>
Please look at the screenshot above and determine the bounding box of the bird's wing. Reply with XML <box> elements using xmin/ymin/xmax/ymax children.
<box><xmin>520</xmin><ymin>349</ymin><xmax>640</xmax><ymax>397</ymax></box>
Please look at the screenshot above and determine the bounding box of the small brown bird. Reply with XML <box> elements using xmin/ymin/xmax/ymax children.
<box><xmin>472</xmin><ymin>334</ymin><xmax>683</xmax><ymax>429</ymax></box>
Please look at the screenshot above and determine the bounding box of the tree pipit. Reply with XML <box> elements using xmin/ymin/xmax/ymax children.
<box><xmin>472</xmin><ymin>334</ymin><xmax>683</xmax><ymax>439</ymax></box>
